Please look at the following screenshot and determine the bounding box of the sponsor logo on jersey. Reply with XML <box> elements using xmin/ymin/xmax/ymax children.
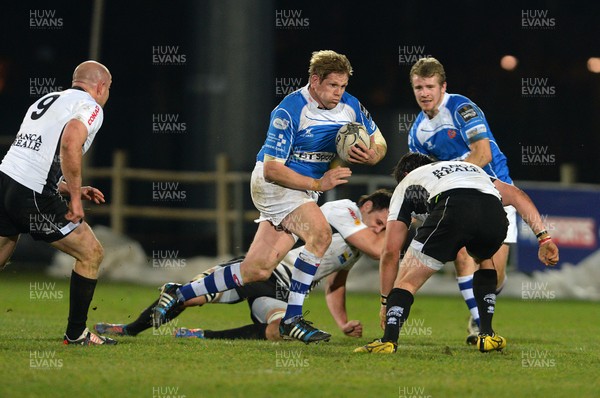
<box><xmin>301</xmin><ymin>128</ymin><xmax>313</xmax><ymax>138</ymax></box>
<box><xmin>347</xmin><ymin>208</ymin><xmax>361</xmax><ymax>225</ymax></box>
<box><xmin>457</xmin><ymin>104</ymin><xmax>478</xmax><ymax>122</ymax></box>
<box><xmin>447</xmin><ymin>129</ymin><xmax>457</xmax><ymax>139</ymax></box>
<box><xmin>337</xmin><ymin>250</ymin><xmax>354</xmax><ymax>265</ymax></box>
<box><xmin>87</xmin><ymin>105</ymin><xmax>100</xmax><ymax>126</ymax></box>
<box><xmin>292</xmin><ymin>151</ymin><xmax>336</xmax><ymax>163</ymax></box>
<box><xmin>359</xmin><ymin>102</ymin><xmax>372</xmax><ymax>121</ymax></box>
<box><xmin>465</xmin><ymin>125</ymin><xmax>487</xmax><ymax>141</ymax></box>
<box><xmin>12</xmin><ymin>133</ymin><xmax>43</xmax><ymax>151</ymax></box>
<box><xmin>272</xmin><ymin>117</ymin><xmax>290</xmax><ymax>130</ymax></box>
<box><xmin>431</xmin><ymin>163</ymin><xmax>481</xmax><ymax>179</ymax></box>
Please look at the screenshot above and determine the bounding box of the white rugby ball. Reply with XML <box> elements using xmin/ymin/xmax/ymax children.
<box><xmin>335</xmin><ymin>122</ymin><xmax>370</xmax><ymax>163</ymax></box>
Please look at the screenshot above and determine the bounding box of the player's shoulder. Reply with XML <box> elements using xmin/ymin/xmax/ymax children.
<box><xmin>274</xmin><ymin>86</ymin><xmax>309</xmax><ymax>115</ymax></box>
<box><xmin>60</xmin><ymin>88</ymin><xmax>101</xmax><ymax>107</ymax></box>
<box><xmin>321</xmin><ymin>198</ymin><xmax>356</xmax><ymax>213</ymax></box>
<box><xmin>410</xmin><ymin>111</ymin><xmax>428</xmax><ymax>130</ymax></box>
<box><xmin>445</xmin><ymin>93</ymin><xmax>484</xmax><ymax>123</ymax></box>
<box><xmin>340</xmin><ymin>91</ymin><xmax>366</xmax><ymax>112</ymax></box>
<box><xmin>445</xmin><ymin>93</ymin><xmax>476</xmax><ymax>110</ymax></box>
<box><xmin>321</xmin><ymin>199</ymin><xmax>359</xmax><ymax>218</ymax></box>
<box><xmin>340</xmin><ymin>90</ymin><xmax>359</xmax><ymax>103</ymax></box>
<box><xmin>321</xmin><ymin>198</ymin><xmax>356</xmax><ymax>211</ymax></box>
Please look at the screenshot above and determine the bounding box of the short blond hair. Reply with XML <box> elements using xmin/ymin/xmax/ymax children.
<box><xmin>410</xmin><ymin>57</ymin><xmax>446</xmax><ymax>86</ymax></box>
<box><xmin>308</xmin><ymin>50</ymin><xmax>353</xmax><ymax>81</ymax></box>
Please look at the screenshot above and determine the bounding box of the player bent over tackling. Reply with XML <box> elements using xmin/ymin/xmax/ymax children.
<box><xmin>354</xmin><ymin>153</ymin><xmax>559</xmax><ymax>354</ymax></box>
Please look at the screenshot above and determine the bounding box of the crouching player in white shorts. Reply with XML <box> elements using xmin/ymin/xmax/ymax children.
<box><xmin>152</xmin><ymin>50</ymin><xmax>387</xmax><ymax>343</ymax></box>
<box><xmin>95</xmin><ymin>191</ymin><xmax>391</xmax><ymax>340</ymax></box>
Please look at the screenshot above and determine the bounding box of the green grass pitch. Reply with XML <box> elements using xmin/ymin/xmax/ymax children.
<box><xmin>1</xmin><ymin>271</ymin><xmax>598</xmax><ymax>398</ymax></box>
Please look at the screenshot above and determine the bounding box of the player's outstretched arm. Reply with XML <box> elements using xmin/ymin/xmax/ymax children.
<box><xmin>324</xmin><ymin>270</ymin><xmax>362</xmax><ymax>337</ymax></box>
<box><xmin>263</xmin><ymin>156</ymin><xmax>351</xmax><ymax>191</ymax></box>
<box><xmin>494</xmin><ymin>180</ymin><xmax>559</xmax><ymax>266</ymax></box>
<box><xmin>494</xmin><ymin>180</ymin><xmax>546</xmax><ymax>234</ymax></box>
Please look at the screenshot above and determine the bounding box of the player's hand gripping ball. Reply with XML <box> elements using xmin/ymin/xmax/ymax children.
<box><xmin>335</xmin><ymin>122</ymin><xmax>370</xmax><ymax>163</ymax></box>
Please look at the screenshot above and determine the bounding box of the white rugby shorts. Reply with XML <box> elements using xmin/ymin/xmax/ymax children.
<box><xmin>251</xmin><ymin>161</ymin><xmax>318</xmax><ymax>226</ymax></box>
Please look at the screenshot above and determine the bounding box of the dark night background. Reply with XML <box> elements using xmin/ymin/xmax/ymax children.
<box><xmin>1</xmin><ymin>0</ymin><xmax>598</xmax><ymax>258</ymax></box>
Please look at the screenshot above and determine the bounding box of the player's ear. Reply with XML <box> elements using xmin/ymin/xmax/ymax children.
<box><xmin>95</xmin><ymin>81</ymin><xmax>104</xmax><ymax>97</ymax></box>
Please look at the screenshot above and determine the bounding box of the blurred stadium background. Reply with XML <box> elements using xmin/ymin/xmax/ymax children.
<box><xmin>1</xmin><ymin>1</ymin><xmax>599</xmax><ymax>299</ymax></box>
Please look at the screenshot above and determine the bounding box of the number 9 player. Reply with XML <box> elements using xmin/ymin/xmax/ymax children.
<box><xmin>0</xmin><ymin>61</ymin><xmax>115</xmax><ymax>345</ymax></box>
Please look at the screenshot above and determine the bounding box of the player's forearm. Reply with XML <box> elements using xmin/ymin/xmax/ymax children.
<box><xmin>325</xmin><ymin>286</ymin><xmax>349</xmax><ymax>328</ymax></box>
<box><xmin>60</xmin><ymin>146</ymin><xmax>83</xmax><ymax>199</ymax></box>
<box><xmin>263</xmin><ymin>160</ymin><xmax>321</xmax><ymax>191</ymax></box>
<box><xmin>495</xmin><ymin>181</ymin><xmax>546</xmax><ymax>235</ymax></box>
<box><xmin>508</xmin><ymin>188</ymin><xmax>545</xmax><ymax>235</ymax></box>
<box><xmin>368</xmin><ymin>143</ymin><xmax>387</xmax><ymax>165</ymax></box>
<box><xmin>368</xmin><ymin>130</ymin><xmax>387</xmax><ymax>165</ymax></box>
<box><xmin>356</xmin><ymin>233</ymin><xmax>385</xmax><ymax>259</ymax></box>
<box><xmin>464</xmin><ymin>151</ymin><xmax>491</xmax><ymax>168</ymax></box>
<box><xmin>464</xmin><ymin>139</ymin><xmax>492</xmax><ymax>167</ymax></box>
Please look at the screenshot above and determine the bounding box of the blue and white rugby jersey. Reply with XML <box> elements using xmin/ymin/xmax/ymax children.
<box><xmin>408</xmin><ymin>93</ymin><xmax>512</xmax><ymax>184</ymax></box>
<box><xmin>256</xmin><ymin>84</ymin><xmax>377</xmax><ymax>179</ymax></box>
